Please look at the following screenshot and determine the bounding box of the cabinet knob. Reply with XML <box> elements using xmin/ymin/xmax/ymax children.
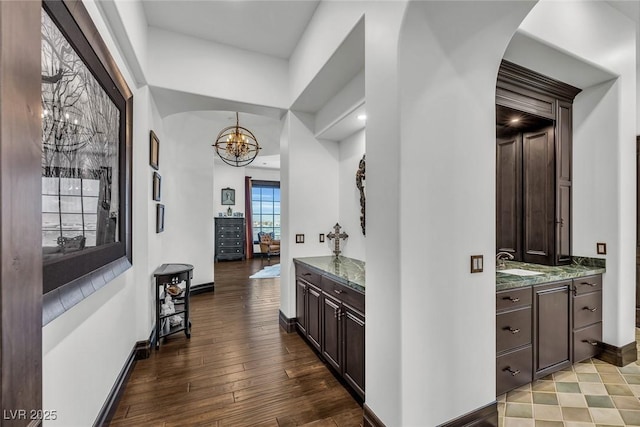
<box><xmin>583</xmin><ymin>339</ymin><xmax>599</xmax><ymax>346</ymax></box>
<box><xmin>303</xmin><ymin>273</ymin><xmax>312</xmax><ymax>276</ymax></box>
<box><xmin>503</xmin><ymin>296</ymin><xmax>519</xmax><ymax>302</ymax></box>
<box><xmin>334</xmin><ymin>289</ymin><xmax>343</xmax><ymax>295</ymax></box>
<box><xmin>505</xmin><ymin>327</ymin><xmax>520</xmax><ymax>334</ymax></box>
<box><xmin>334</xmin><ymin>308</ymin><xmax>341</xmax><ymax>319</ymax></box>
<box><xmin>583</xmin><ymin>306</ymin><xmax>598</xmax><ymax>312</ymax></box>
<box><xmin>504</xmin><ymin>367</ymin><xmax>520</xmax><ymax>376</ymax></box>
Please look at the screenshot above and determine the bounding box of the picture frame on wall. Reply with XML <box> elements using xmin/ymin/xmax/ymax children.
<box><xmin>150</xmin><ymin>130</ymin><xmax>159</xmax><ymax>170</ymax></box>
<box><xmin>221</xmin><ymin>187</ymin><xmax>235</xmax><ymax>205</ymax></box>
<box><xmin>156</xmin><ymin>204</ymin><xmax>165</xmax><ymax>233</ymax></box>
<box><xmin>153</xmin><ymin>172</ymin><xmax>161</xmax><ymax>201</ymax></box>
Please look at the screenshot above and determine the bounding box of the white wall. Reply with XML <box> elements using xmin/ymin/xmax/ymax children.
<box><xmin>42</xmin><ymin>1</ymin><xmax>165</xmax><ymax>425</ymax></box>
<box><xmin>148</xmin><ymin>27</ymin><xmax>289</xmax><ymax>110</ymax></box>
<box><xmin>280</xmin><ymin>112</ymin><xmax>339</xmax><ymax>319</ymax></box>
<box><xmin>338</xmin><ymin>129</ymin><xmax>366</xmax><ymax>260</ymax></box>
<box><xmin>520</xmin><ymin>0</ymin><xmax>637</xmax><ymax>350</ymax></box>
<box><xmin>160</xmin><ymin>113</ymin><xmax>215</xmax><ymax>285</ymax></box>
<box><xmin>396</xmin><ymin>1</ymin><xmax>535</xmax><ymax>424</ymax></box>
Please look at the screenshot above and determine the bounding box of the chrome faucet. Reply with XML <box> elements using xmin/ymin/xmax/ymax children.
<box><xmin>496</xmin><ymin>252</ymin><xmax>514</xmax><ymax>269</ymax></box>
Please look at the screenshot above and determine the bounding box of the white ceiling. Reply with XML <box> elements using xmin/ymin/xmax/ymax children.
<box><xmin>141</xmin><ymin>0</ymin><xmax>320</xmax><ymax>59</ymax></box>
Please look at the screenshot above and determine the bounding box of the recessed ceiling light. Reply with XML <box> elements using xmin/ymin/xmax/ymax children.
<box><xmin>510</xmin><ymin>117</ymin><xmax>520</xmax><ymax>123</ymax></box>
<box><xmin>357</xmin><ymin>114</ymin><xmax>367</xmax><ymax>121</ymax></box>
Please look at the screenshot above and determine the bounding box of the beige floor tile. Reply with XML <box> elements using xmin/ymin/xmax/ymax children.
<box><xmin>533</xmin><ymin>404</ymin><xmax>562</xmax><ymax>421</ymax></box>
<box><xmin>580</xmin><ymin>383</ymin><xmax>608</xmax><ymax>395</ymax></box>
<box><xmin>506</xmin><ymin>403</ymin><xmax>534</xmax><ymax>418</ymax></box>
<box><xmin>578</xmin><ymin>373</ymin><xmax>602</xmax><ymax>383</ymax></box>
<box><xmin>534</xmin><ymin>421</ymin><xmax>564</xmax><ymax>427</ymax></box>
<box><xmin>618</xmin><ymin>364</ymin><xmax>640</xmax><ymax>375</ymax></box>
<box><xmin>504</xmin><ymin>417</ymin><xmax>535</xmax><ymax>427</ymax></box>
<box><xmin>604</xmin><ymin>383</ymin><xmax>633</xmax><ymax>396</ymax></box>
<box><xmin>588</xmin><ymin>408</ymin><xmax>624</xmax><ymax>425</ymax></box>
<box><xmin>562</xmin><ymin>407</ymin><xmax>593</xmax><ymax>422</ymax></box>
<box><xmin>611</xmin><ymin>395</ymin><xmax>640</xmax><ymax>410</ymax></box>
<box><xmin>499</xmin><ymin>402</ymin><xmax>506</xmax><ymax>416</ymax></box>
<box><xmin>498</xmin><ymin>393</ymin><xmax>507</xmax><ymax>402</ymax></box>
<box><xmin>595</xmin><ymin>364</ymin><xmax>619</xmax><ymax>374</ymax></box>
<box><xmin>514</xmin><ymin>383</ymin><xmax>532</xmax><ymax>392</ymax></box>
<box><xmin>532</xmin><ymin>392</ymin><xmax>558</xmax><ymax>405</ymax></box>
<box><xmin>593</xmin><ymin>358</ymin><xmax>608</xmax><ymax>365</ymax></box>
<box><xmin>624</xmin><ymin>374</ymin><xmax>640</xmax><ymax>384</ymax></box>
<box><xmin>619</xmin><ymin>409</ymin><xmax>640</xmax><ymax>426</ymax></box>
<box><xmin>508</xmin><ymin>391</ymin><xmax>533</xmax><ymax>403</ymax></box>
<box><xmin>558</xmin><ymin>392</ymin><xmax>588</xmax><ymax>407</ymax></box>
<box><xmin>599</xmin><ymin>373</ymin><xmax>625</xmax><ymax>384</ymax></box>
<box><xmin>563</xmin><ymin>423</ymin><xmax>596</xmax><ymax>427</ymax></box>
<box><xmin>628</xmin><ymin>384</ymin><xmax>640</xmax><ymax>397</ymax></box>
<box><xmin>575</xmin><ymin>364</ymin><xmax>598</xmax><ymax>373</ymax></box>
<box><xmin>554</xmin><ymin>371</ymin><xmax>578</xmax><ymax>382</ymax></box>
<box><xmin>532</xmin><ymin>381</ymin><xmax>556</xmax><ymax>392</ymax></box>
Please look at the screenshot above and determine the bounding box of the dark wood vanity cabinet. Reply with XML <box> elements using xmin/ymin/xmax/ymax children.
<box><xmin>294</xmin><ymin>263</ymin><xmax>365</xmax><ymax>399</ymax></box>
<box><xmin>534</xmin><ymin>281</ymin><xmax>572</xmax><ymax>377</ymax></box>
<box><xmin>496</xmin><ymin>61</ymin><xmax>580</xmax><ymax>266</ymax></box>
<box><xmin>496</xmin><ymin>274</ymin><xmax>603</xmax><ymax>395</ymax></box>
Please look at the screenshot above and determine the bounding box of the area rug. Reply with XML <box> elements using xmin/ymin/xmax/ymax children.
<box><xmin>249</xmin><ymin>264</ymin><xmax>280</xmax><ymax>279</ymax></box>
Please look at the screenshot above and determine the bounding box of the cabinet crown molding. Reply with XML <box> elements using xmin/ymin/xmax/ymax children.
<box><xmin>498</xmin><ymin>60</ymin><xmax>582</xmax><ymax>103</ymax></box>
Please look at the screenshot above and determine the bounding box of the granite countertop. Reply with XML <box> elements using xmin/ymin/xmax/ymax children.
<box><xmin>294</xmin><ymin>256</ymin><xmax>365</xmax><ymax>293</ymax></box>
<box><xmin>496</xmin><ymin>257</ymin><xmax>606</xmax><ymax>291</ymax></box>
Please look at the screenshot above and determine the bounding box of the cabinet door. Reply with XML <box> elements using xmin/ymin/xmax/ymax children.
<box><xmin>496</xmin><ymin>134</ymin><xmax>522</xmax><ymax>259</ymax></box>
<box><xmin>306</xmin><ymin>284</ymin><xmax>322</xmax><ymax>352</ymax></box>
<box><xmin>556</xmin><ymin>101</ymin><xmax>572</xmax><ymax>264</ymax></box>
<box><xmin>322</xmin><ymin>294</ymin><xmax>342</xmax><ymax>372</ymax></box>
<box><xmin>343</xmin><ymin>305</ymin><xmax>365</xmax><ymax>399</ymax></box>
<box><xmin>295</xmin><ymin>279</ymin><xmax>307</xmax><ymax>335</ymax></box>
<box><xmin>523</xmin><ymin>126</ymin><xmax>555</xmax><ymax>265</ymax></box>
<box><xmin>535</xmin><ymin>281</ymin><xmax>571</xmax><ymax>376</ymax></box>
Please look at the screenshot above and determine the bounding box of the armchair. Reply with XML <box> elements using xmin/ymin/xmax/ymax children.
<box><xmin>258</xmin><ymin>232</ymin><xmax>280</xmax><ymax>262</ymax></box>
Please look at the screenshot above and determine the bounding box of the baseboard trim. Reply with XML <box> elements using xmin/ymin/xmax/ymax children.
<box><xmin>363</xmin><ymin>404</ymin><xmax>386</xmax><ymax>427</ymax></box>
<box><xmin>93</xmin><ymin>342</ymin><xmax>137</xmax><ymax>427</ymax></box>
<box><xmin>279</xmin><ymin>310</ymin><xmax>296</xmax><ymax>333</ymax></box>
<box><xmin>134</xmin><ymin>339</ymin><xmax>150</xmax><ymax>360</ymax></box>
<box><xmin>438</xmin><ymin>401</ymin><xmax>498</xmax><ymax>427</ymax></box>
<box><xmin>597</xmin><ymin>340</ymin><xmax>638</xmax><ymax>367</ymax></box>
<box><xmin>191</xmin><ymin>281</ymin><xmax>214</xmax><ymax>295</ymax></box>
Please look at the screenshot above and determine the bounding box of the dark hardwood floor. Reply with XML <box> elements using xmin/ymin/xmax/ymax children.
<box><xmin>110</xmin><ymin>258</ymin><xmax>362</xmax><ymax>427</ymax></box>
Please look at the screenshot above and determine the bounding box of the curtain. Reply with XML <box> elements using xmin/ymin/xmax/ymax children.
<box><xmin>244</xmin><ymin>176</ymin><xmax>254</xmax><ymax>259</ymax></box>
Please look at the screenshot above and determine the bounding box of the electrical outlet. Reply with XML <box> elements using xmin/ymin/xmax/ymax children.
<box><xmin>296</xmin><ymin>234</ymin><xmax>305</xmax><ymax>243</ymax></box>
<box><xmin>470</xmin><ymin>255</ymin><xmax>483</xmax><ymax>273</ymax></box>
<box><xmin>319</xmin><ymin>233</ymin><xmax>325</xmax><ymax>243</ymax></box>
<box><xmin>597</xmin><ymin>242</ymin><xmax>607</xmax><ymax>255</ymax></box>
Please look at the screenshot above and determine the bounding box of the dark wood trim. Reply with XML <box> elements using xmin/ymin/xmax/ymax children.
<box><xmin>498</xmin><ymin>60</ymin><xmax>581</xmax><ymax>102</ymax></box>
<box><xmin>597</xmin><ymin>340</ymin><xmax>638</xmax><ymax>367</ymax></box>
<box><xmin>191</xmin><ymin>281</ymin><xmax>215</xmax><ymax>295</ymax></box>
<box><xmin>279</xmin><ymin>309</ymin><xmax>296</xmax><ymax>333</ymax></box>
<box><xmin>0</xmin><ymin>0</ymin><xmax>43</xmax><ymax>418</ymax></box>
<box><xmin>134</xmin><ymin>340</ymin><xmax>150</xmax><ymax>361</ymax></box>
<box><xmin>92</xmin><ymin>343</ymin><xmax>137</xmax><ymax>427</ymax></box>
<box><xmin>363</xmin><ymin>404</ymin><xmax>386</xmax><ymax>427</ymax></box>
<box><xmin>438</xmin><ymin>401</ymin><xmax>498</xmax><ymax>427</ymax></box>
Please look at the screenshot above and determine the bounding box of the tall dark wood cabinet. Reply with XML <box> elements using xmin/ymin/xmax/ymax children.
<box><xmin>496</xmin><ymin>61</ymin><xmax>580</xmax><ymax>266</ymax></box>
<box><xmin>214</xmin><ymin>217</ymin><xmax>245</xmax><ymax>261</ymax></box>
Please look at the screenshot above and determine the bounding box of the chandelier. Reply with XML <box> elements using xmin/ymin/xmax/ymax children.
<box><xmin>213</xmin><ymin>112</ymin><xmax>260</xmax><ymax>167</ymax></box>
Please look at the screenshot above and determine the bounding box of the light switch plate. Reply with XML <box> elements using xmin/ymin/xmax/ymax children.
<box><xmin>597</xmin><ymin>242</ymin><xmax>607</xmax><ymax>255</ymax></box>
<box><xmin>296</xmin><ymin>234</ymin><xmax>305</xmax><ymax>244</ymax></box>
<box><xmin>319</xmin><ymin>233</ymin><xmax>325</xmax><ymax>243</ymax></box>
<box><xmin>471</xmin><ymin>255</ymin><xmax>483</xmax><ymax>273</ymax></box>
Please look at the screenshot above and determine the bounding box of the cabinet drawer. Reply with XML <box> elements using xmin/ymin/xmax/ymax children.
<box><xmin>295</xmin><ymin>264</ymin><xmax>321</xmax><ymax>286</ymax></box>
<box><xmin>497</xmin><ymin>307</ymin><xmax>532</xmax><ymax>353</ymax></box>
<box><xmin>217</xmin><ymin>231</ymin><xmax>243</xmax><ymax>239</ymax></box>
<box><xmin>573</xmin><ymin>291</ymin><xmax>602</xmax><ymax>329</ymax></box>
<box><xmin>496</xmin><ymin>346</ymin><xmax>532</xmax><ymax>396</ymax></box>
<box><xmin>217</xmin><ymin>248</ymin><xmax>243</xmax><ymax>255</ymax></box>
<box><xmin>496</xmin><ymin>287</ymin><xmax>532</xmax><ymax>311</ymax></box>
<box><xmin>574</xmin><ymin>322</ymin><xmax>602</xmax><ymax>363</ymax></box>
<box><xmin>217</xmin><ymin>239</ymin><xmax>243</xmax><ymax>248</ymax></box>
<box><xmin>572</xmin><ymin>275</ymin><xmax>602</xmax><ymax>295</ymax></box>
<box><xmin>322</xmin><ymin>276</ymin><xmax>364</xmax><ymax>313</ymax></box>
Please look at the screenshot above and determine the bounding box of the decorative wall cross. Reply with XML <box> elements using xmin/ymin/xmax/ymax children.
<box><xmin>327</xmin><ymin>223</ymin><xmax>348</xmax><ymax>257</ymax></box>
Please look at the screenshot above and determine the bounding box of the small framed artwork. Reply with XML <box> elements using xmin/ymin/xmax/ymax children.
<box><xmin>156</xmin><ymin>204</ymin><xmax>165</xmax><ymax>233</ymax></box>
<box><xmin>150</xmin><ymin>130</ymin><xmax>159</xmax><ymax>170</ymax></box>
<box><xmin>221</xmin><ymin>187</ymin><xmax>235</xmax><ymax>205</ymax></box>
<box><xmin>152</xmin><ymin>172</ymin><xmax>161</xmax><ymax>201</ymax></box>
<box><xmin>296</xmin><ymin>234</ymin><xmax>305</xmax><ymax>244</ymax></box>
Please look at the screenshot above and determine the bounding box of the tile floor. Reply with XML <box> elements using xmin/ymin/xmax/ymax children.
<box><xmin>498</xmin><ymin>331</ymin><xmax>640</xmax><ymax>426</ymax></box>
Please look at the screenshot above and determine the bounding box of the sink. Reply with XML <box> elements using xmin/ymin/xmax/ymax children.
<box><xmin>499</xmin><ymin>268</ymin><xmax>544</xmax><ymax>276</ymax></box>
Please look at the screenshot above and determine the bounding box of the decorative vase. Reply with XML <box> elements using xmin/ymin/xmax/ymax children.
<box><xmin>227</xmin><ymin>207</ymin><xmax>232</xmax><ymax>216</ymax></box>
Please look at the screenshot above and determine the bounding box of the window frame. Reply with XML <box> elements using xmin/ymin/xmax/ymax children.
<box><xmin>42</xmin><ymin>0</ymin><xmax>132</xmax><ymax>294</ymax></box>
<box><xmin>251</xmin><ymin>180</ymin><xmax>280</xmax><ymax>244</ymax></box>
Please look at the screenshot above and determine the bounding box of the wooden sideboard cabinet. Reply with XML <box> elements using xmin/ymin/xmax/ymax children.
<box><xmin>215</xmin><ymin>217</ymin><xmax>245</xmax><ymax>261</ymax></box>
<box><xmin>496</xmin><ymin>274</ymin><xmax>603</xmax><ymax>396</ymax></box>
<box><xmin>295</xmin><ymin>261</ymin><xmax>365</xmax><ymax>400</ymax></box>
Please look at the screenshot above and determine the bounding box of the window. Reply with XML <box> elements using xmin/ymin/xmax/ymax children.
<box><xmin>252</xmin><ymin>180</ymin><xmax>280</xmax><ymax>242</ymax></box>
